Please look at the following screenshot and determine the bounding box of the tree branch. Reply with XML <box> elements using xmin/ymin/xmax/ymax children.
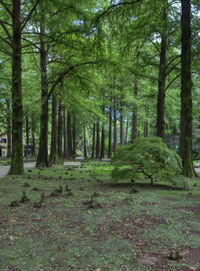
<box><xmin>0</xmin><ymin>0</ymin><xmax>12</xmax><ymax>17</ymax></box>
<box><xmin>0</xmin><ymin>36</ymin><xmax>12</xmax><ymax>47</ymax></box>
<box><xmin>47</xmin><ymin>61</ymin><xmax>98</xmax><ymax>100</ymax></box>
<box><xmin>165</xmin><ymin>72</ymin><xmax>181</xmax><ymax>92</ymax></box>
<box><xmin>95</xmin><ymin>0</ymin><xmax>142</xmax><ymax>22</ymax></box>
<box><xmin>0</xmin><ymin>48</ymin><xmax>12</xmax><ymax>56</ymax></box>
<box><xmin>21</xmin><ymin>0</ymin><xmax>40</xmax><ymax>31</ymax></box>
<box><xmin>0</xmin><ymin>20</ymin><xmax>13</xmax><ymax>47</ymax></box>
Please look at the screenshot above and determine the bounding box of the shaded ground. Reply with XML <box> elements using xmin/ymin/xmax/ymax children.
<box><xmin>0</xmin><ymin>161</ymin><xmax>200</xmax><ymax>271</ymax></box>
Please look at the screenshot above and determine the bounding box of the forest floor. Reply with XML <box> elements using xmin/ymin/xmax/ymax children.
<box><xmin>0</xmin><ymin>160</ymin><xmax>200</xmax><ymax>271</ymax></box>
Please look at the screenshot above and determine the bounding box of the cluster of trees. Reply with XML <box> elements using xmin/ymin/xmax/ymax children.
<box><xmin>0</xmin><ymin>0</ymin><xmax>199</xmax><ymax>177</ymax></box>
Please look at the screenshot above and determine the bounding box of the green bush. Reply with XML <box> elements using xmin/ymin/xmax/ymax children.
<box><xmin>111</xmin><ymin>137</ymin><xmax>182</xmax><ymax>184</ymax></box>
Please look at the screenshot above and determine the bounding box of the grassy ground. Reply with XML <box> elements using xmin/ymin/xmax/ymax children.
<box><xmin>0</xmin><ymin>161</ymin><xmax>200</xmax><ymax>271</ymax></box>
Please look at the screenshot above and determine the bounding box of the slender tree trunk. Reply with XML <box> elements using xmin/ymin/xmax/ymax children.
<box><xmin>36</xmin><ymin>24</ymin><xmax>48</xmax><ymax>168</ymax></box>
<box><xmin>31</xmin><ymin>116</ymin><xmax>35</xmax><ymax>156</ymax></box>
<box><xmin>9</xmin><ymin>0</ymin><xmax>24</xmax><ymax>174</ymax></box>
<box><xmin>83</xmin><ymin>126</ymin><xmax>87</xmax><ymax>158</ymax></box>
<box><xmin>96</xmin><ymin>120</ymin><xmax>100</xmax><ymax>158</ymax></box>
<box><xmin>49</xmin><ymin>95</ymin><xmax>57</xmax><ymax>165</ymax></box>
<box><xmin>108</xmin><ymin>103</ymin><xmax>112</xmax><ymax>158</ymax></box>
<box><xmin>156</xmin><ymin>3</ymin><xmax>167</xmax><ymax>139</ymax></box>
<box><xmin>113</xmin><ymin>97</ymin><xmax>117</xmax><ymax>151</ymax></box>
<box><xmin>6</xmin><ymin>99</ymin><xmax>11</xmax><ymax>158</ymax></box>
<box><xmin>120</xmin><ymin>101</ymin><xmax>124</xmax><ymax>145</ymax></box>
<box><xmin>179</xmin><ymin>0</ymin><xmax>195</xmax><ymax>177</ymax></box>
<box><xmin>91</xmin><ymin>123</ymin><xmax>95</xmax><ymax>158</ymax></box>
<box><xmin>63</xmin><ymin>108</ymin><xmax>68</xmax><ymax>160</ymax></box>
<box><xmin>131</xmin><ymin>79</ymin><xmax>138</xmax><ymax>143</ymax></box>
<box><xmin>67</xmin><ymin>112</ymin><xmax>73</xmax><ymax>158</ymax></box>
<box><xmin>100</xmin><ymin>107</ymin><xmax>105</xmax><ymax>159</ymax></box>
<box><xmin>125</xmin><ymin>117</ymin><xmax>129</xmax><ymax>144</ymax></box>
<box><xmin>72</xmin><ymin>115</ymin><xmax>76</xmax><ymax>158</ymax></box>
<box><xmin>57</xmin><ymin>100</ymin><xmax>63</xmax><ymax>162</ymax></box>
<box><xmin>25</xmin><ymin>115</ymin><xmax>29</xmax><ymax>157</ymax></box>
<box><xmin>144</xmin><ymin>106</ymin><xmax>149</xmax><ymax>137</ymax></box>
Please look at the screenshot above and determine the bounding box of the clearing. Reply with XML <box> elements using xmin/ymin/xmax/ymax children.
<box><xmin>0</xmin><ymin>160</ymin><xmax>200</xmax><ymax>271</ymax></box>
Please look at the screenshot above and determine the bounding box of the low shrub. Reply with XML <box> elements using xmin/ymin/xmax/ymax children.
<box><xmin>111</xmin><ymin>137</ymin><xmax>182</xmax><ymax>184</ymax></box>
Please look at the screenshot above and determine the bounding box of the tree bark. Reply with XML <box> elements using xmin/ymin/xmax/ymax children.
<box><xmin>36</xmin><ymin>23</ymin><xmax>49</xmax><ymax>168</ymax></box>
<box><xmin>91</xmin><ymin>123</ymin><xmax>95</xmax><ymax>158</ymax></box>
<box><xmin>156</xmin><ymin>2</ymin><xmax>167</xmax><ymax>139</ymax></box>
<box><xmin>25</xmin><ymin>115</ymin><xmax>29</xmax><ymax>157</ymax></box>
<box><xmin>9</xmin><ymin>0</ymin><xmax>24</xmax><ymax>174</ymax></box>
<box><xmin>179</xmin><ymin>0</ymin><xmax>195</xmax><ymax>177</ymax></box>
<box><xmin>131</xmin><ymin>79</ymin><xmax>138</xmax><ymax>143</ymax></box>
<box><xmin>72</xmin><ymin>115</ymin><xmax>76</xmax><ymax>158</ymax></box>
<box><xmin>113</xmin><ymin>97</ymin><xmax>117</xmax><ymax>151</ymax></box>
<box><xmin>144</xmin><ymin>106</ymin><xmax>149</xmax><ymax>137</ymax></box>
<box><xmin>49</xmin><ymin>95</ymin><xmax>57</xmax><ymax>165</ymax></box>
<box><xmin>100</xmin><ymin>107</ymin><xmax>105</xmax><ymax>159</ymax></box>
<box><xmin>57</xmin><ymin>100</ymin><xmax>63</xmax><ymax>162</ymax></box>
<box><xmin>125</xmin><ymin>117</ymin><xmax>129</xmax><ymax>144</ymax></box>
<box><xmin>63</xmin><ymin>108</ymin><xmax>68</xmax><ymax>160</ymax></box>
<box><xmin>83</xmin><ymin>126</ymin><xmax>87</xmax><ymax>158</ymax></box>
<box><xmin>108</xmin><ymin>103</ymin><xmax>112</xmax><ymax>158</ymax></box>
<box><xmin>6</xmin><ymin>99</ymin><xmax>11</xmax><ymax>158</ymax></box>
<box><xmin>120</xmin><ymin>100</ymin><xmax>124</xmax><ymax>145</ymax></box>
<box><xmin>96</xmin><ymin>120</ymin><xmax>100</xmax><ymax>158</ymax></box>
<box><xmin>31</xmin><ymin>116</ymin><xmax>36</xmax><ymax>156</ymax></box>
<box><xmin>67</xmin><ymin>112</ymin><xmax>73</xmax><ymax>158</ymax></box>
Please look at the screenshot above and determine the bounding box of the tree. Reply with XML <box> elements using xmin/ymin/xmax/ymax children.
<box><xmin>0</xmin><ymin>0</ymin><xmax>40</xmax><ymax>174</ymax></box>
<box><xmin>179</xmin><ymin>0</ymin><xmax>196</xmax><ymax>177</ymax></box>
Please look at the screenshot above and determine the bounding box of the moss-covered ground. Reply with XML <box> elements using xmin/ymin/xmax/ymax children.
<box><xmin>0</xmin><ymin>160</ymin><xmax>200</xmax><ymax>271</ymax></box>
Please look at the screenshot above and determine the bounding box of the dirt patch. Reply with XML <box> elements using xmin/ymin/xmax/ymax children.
<box><xmin>137</xmin><ymin>252</ymin><xmax>170</xmax><ymax>270</ymax></box>
<box><xmin>184</xmin><ymin>248</ymin><xmax>200</xmax><ymax>265</ymax></box>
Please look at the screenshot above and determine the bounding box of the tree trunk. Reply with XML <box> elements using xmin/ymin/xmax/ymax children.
<box><xmin>100</xmin><ymin>107</ymin><xmax>105</xmax><ymax>159</ymax></box>
<box><xmin>83</xmin><ymin>126</ymin><xmax>87</xmax><ymax>158</ymax></box>
<box><xmin>36</xmin><ymin>24</ymin><xmax>48</xmax><ymax>168</ymax></box>
<box><xmin>125</xmin><ymin>117</ymin><xmax>129</xmax><ymax>144</ymax></box>
<box><xmin>156</xmin><ymin>3</ymin><xmax>167</xmax><ymax>139</ymax></box>
<box><xmin>113</xmin><ymin>97</ymin><xmax>117</xmax><ymax>151</ymax></box>
<box><xmin>25</xmin><ymin>115</ymin><xmax>29</xmax><ymax>157</ymax></box>
<box><xmin>49</xmin><ymin>95</ymin><xmax>57</xmax><ymax>165</ymax></box>
<box><xmin>31</xmin><ymin>116</ymin><xmax>36</xmax><ymax>156</ymax></box>
<box><xmin>57</xmin><ymin>100</ymin><xmax>63</xmax><ymax>162</ymax></box>
<box><xmin>131</xmin><ymin>79</ymin><xmax>138</xmax><ymax>143</ymax></box>
<box><xmin>179</xmin><ymin>0</ymin><xmax>195</xmax><ymax>177</ymax></box>
<box><xmin>144</xmin><ymin>106</ymin><xmax>149</xmax><ymax>137</ymax></box>
<box><xmin>9</xmin><ymin>0</ymin><xmax>24</xmax><ymax>174</ymax></box>
<box><xmin>108</xmin><ymin>103</ymin><xmax>112</xmax><ymax>158</ymax></box>
<box><xmin>67</xmin><ymin>112</ymin><xmax>73</xmax><ymax>158</ymax></box>
<box><xmin>91</xmin><ymin>123</ymin><xmax>95</xmax><ymax>158</ymax></box>
<box><xmin>72</xmin><ymin>115</ymin><xmax>76</xmax><ymax>158</ymax></box>
<box><xmin>96</xmin><ymin>120</ymin><xmax>100</xmax><ymax>158</ymax></box>
<box><xmin>63</xmin><ymin>108</ymin><xmax>68</xmax><ymax>160</ymax></box>
<box><xmin>6</xmin><ymin>99</ymin><xmax>11</xmax><ymax>158</ymax></box>
<box><xmin>120</xmin><ymin>100</ymin><xmax>124</xmax><ymax>145</ymax></box>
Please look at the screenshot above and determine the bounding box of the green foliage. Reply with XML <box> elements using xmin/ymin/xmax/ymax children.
<box><xmin>111</xmin><ymin>137</ymin><xmax>182</xmax><ymax>184</ymax></box>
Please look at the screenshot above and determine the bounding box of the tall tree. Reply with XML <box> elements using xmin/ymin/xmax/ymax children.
<box><xmin>156</xmin><ymin>0</ymin><xmax>167</xmax><ymax>138</ymax></box>
<box><xmin>49</xmin><ymin>95</ymin><xmax>58</xmax><ymax>165</ymax></box>
<box><xmin>36</xmin><ymin>21</ymin><xmax>49</xmax><ymax>168</ymax></box>
<box><xmin>6</xmin><ymin>99</ymin><xmax>11</xmax><ymax>158</ymax></box>
<box><xmin>179</xmin><ymin>0</ymin><xmax>195</xmax><ymax>177</ymax></box>
<box><xmin>96</xmin><ymin>120</ymin><xmax>100</xmax><ymax>158</ymax></box>
<box><xmin>108</xmin><ymin>102</ymin><xmax>112</xmax><ymax>158</ymax></box>
<box><xmin>91</xmin><ymin>123</ymin><xmax>95</xmax><ymax>158</ymax></box>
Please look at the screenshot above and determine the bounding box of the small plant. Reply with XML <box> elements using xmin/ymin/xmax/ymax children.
<box><xmin>111</xmin><ymin>137</ymin><xmax>182</xmax><ymax>185</ymax></box>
